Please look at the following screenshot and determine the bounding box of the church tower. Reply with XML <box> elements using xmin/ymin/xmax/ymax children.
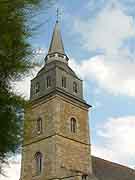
<box><xmin>20</xmin><ymin>20</ymin><xmax>95</xmax><ymax>180</ymax></box>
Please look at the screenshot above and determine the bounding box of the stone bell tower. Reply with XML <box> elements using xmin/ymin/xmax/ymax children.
<box><xmin>20</xmin><ymin>20</ymin><xmax>96</xmax><ymax>180</ymax></box>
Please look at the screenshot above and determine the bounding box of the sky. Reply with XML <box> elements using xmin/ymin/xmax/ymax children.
<box><xmin>1</xmin><ymin>0</ymin><xmax>135</xmax><ymax>179</ymax></box>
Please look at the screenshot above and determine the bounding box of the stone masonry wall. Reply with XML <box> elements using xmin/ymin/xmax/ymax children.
<box><xmin>20</xmin><ymin>94</ymin><xmax>92</xmax><ymax>180</ymax></box>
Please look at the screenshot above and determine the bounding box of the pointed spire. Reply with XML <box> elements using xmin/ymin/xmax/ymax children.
<box><xmin>48</xmin><ymin>21</ymin><xmax>65</xmax><ymax>55</ymax></box>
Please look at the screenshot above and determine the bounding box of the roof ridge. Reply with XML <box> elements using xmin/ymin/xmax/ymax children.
<box><xmin>92</xmin><ymin>156</ymin><xmax>135</xmax><ymax>171</ymax></box>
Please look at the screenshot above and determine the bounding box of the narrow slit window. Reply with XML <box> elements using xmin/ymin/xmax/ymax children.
<box><xmin>47</xmin><ymin>76</ymin><xmax>51</xmax><ymax>88</ymax></box>
<box><xmin>35</xmin><ymin>152</ymin><xmax>42</xmax><ymax>175</ymax></box>
<box><xmin>73</xmin><ymin>82</ymin><xmax>78</xmax><ymax>93</ymax></box>
<box><xmin>62</xmin><ymin>76</ymin><xmax>66</xmax><ymax>88</ymax></box>
<box><xmin>71</xmin><ymin>118</ymin><xmax>76</xmax><ymax>133</ymax></box>
<box><xmin>37</xmin><ymin>118</ymin><xmax>42</xmax><ymax>134</ymax></box>
<box><xmin>35</xmin><ymin>82</ymin><xmax>40</xmax><ymax>94</ymax></box>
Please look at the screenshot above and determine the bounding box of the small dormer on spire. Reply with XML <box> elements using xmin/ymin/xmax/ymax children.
<box><xmin>45</xmin><ymin>13</ymin><xmax>69</xmax><ymax>64</ymax></box>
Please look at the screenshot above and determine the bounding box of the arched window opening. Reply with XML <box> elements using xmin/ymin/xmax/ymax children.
<box><xmin>47</xmin><ymin>76</ymin><xmax>51</xmax><ymax>88</ymax></box>
<box><xmin>35</xmin><ymin>82</ymin><xmax>40</xmax><ymax>94</ymax></box>
<box><xmin>71</xmin><ymin>118</ymin><xmax>76</xmax><ymax>133</ymax></box>
<box><xmin>35</xmin><ymin>152</ymin><xmax>42</xmax><ymax>175</ymax></box>
<box><xmin>62</xmin><ymin>76</ymin><xmax>66</xmax><ymax>88</ymax></box>
<box><xmin>73</xmin><ymin>82</ymin><xmax>78</xmax><ymax>93</ymax></box>
<box><xmin>37</xmin><ymin>118</ymin><xmax>42</xmax><ymax>134</ymax></box>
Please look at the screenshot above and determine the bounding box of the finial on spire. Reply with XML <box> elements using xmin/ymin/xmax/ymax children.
<box><xmin>48</xmin><ymin>11</ymin><xmax>65</xmax><ymax>55</ymax></box>
<box><xmin>56</xmin><ymin>8</ymin><xmax>60</xmax><ymax>23</ymax></box>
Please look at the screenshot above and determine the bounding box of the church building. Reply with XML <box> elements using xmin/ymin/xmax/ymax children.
<box><xmin>20</xmin><ymin>20</ymin><xmax>135</xmax><ymax>180</ymax></box>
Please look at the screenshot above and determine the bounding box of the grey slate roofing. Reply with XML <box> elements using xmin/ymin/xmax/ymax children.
<box><xmin>48</xmin><ymin>21</ymin><xmax>65</xmax><ymax>54</ymax></box>
<box><xmin>92</xmin><ymin>156</ymin><xmax>135</xmax><ymax>180</ymax></box>
<box><xmin>37</xmin><ymin>60</ymin><xmax>78</xmax><ymax>79</ymax></box>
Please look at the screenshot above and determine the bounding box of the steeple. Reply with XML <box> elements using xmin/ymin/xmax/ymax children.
<box><xmin>21</xmin><ymin>14</ymin><xmax>93</xmax><ymax>180</ymax></box>
<box><xmin>48</xmin><ymin>21</ymin><xmax>65</xmax><ymax>55</ymax></box>
<box><xmin>45</xmin><ymin>20</ymin><xmax>69</xmax><ymax>64</ymax></box>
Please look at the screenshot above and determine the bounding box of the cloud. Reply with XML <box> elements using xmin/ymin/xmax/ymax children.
<box><xmin>91</xmin><ymin>115</ymin><xmax>135</xmax><ymax>167</ymax></box>
<box><xmin>11</xmin><ymin>48</ymin><xmax>46</xmax><ymax>99</ymax></box>
<box><xmin>69</xmin><ymin>56</ymin><xmax>135</xmax><ymax>97</ymax></box>
<box><xmin>12</xmin><ymin>66</ymin><xmax>42</xmax><ymax>100</ymax></box>
<box><xmin>75</xmin><ymin>1</ymin><xmax>135</xmax><ymax>55</ymax></box>
<box><xmin>69</xmin><ymin>2</ymin><xmax>135</xmax><ymax>97</ymax></box>
<box><xmin>0</xmin><ymin>155</ymin><xmax>21</xmax><ymax>180</ymax></box>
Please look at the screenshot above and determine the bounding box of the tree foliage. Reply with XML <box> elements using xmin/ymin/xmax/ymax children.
<box><xmin>0</xmin><ymin>0</ymin><xmax>49</xmax><ymax>173</ymax></box>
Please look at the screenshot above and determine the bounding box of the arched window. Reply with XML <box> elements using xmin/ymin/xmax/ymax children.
<box><xmin>35</xmin><ymin>152</ymin><xmax>42</xmax><ymax>175</ymax></box>
<box><xmin>37</xmin><ymin>118</ymin><xmax>42</xmax><ymax>134</ymax></box>
<box><xmin>73</xmin><ymin>82</ymin><xmax>78</xmax><ymax>93</ymax></box>
<box><xmin>62</xmin><ymin>76</ymin><xmax>66</xmax><ymax>88</ymax></box>
<box><xmin>46</xmin><ymin>76</ymin><xmax>51</xmax><ymax>88</ymax></box>
<box><xmin>71</xmin><ymin>118</ymin><xmax>77</xmax><ymax>133</ymax></box>
<box><xmin>35</xmin><ymin>82</ymin><xmax>40</xmax><ymax>94</ymax></box>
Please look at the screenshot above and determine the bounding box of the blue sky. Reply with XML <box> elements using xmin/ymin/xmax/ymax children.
<box><xmin>1</xmin><ymin>0</ymin><xmax>135</xmax><ymax>180</ymax></box>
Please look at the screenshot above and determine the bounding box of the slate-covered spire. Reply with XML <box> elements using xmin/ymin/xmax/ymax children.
<box><xmin>48</xmin><ymin>21</ymin><xmax>65</xmax><ymax>55</ymax></box>
<box><xmin>45</xmin><ymin>20</ymin><xmax>69</xmax><ymax>64</ymax></box>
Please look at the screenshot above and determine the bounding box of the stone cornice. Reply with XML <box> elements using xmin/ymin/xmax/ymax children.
<box><xmin>23</xmin><ymin>133</ymin><xmax>91</xmax><ymax>147</ymax></box>
<box><xmin>30</xmin><ymin>88</ymin><xmax>91</xmax><ymax>110</ymax></box>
